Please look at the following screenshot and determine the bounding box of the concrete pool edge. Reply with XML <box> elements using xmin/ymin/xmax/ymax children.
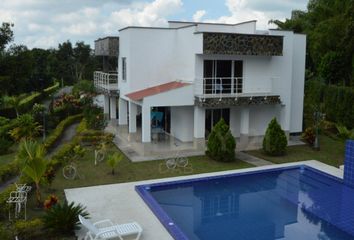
<box><xmin>65</xmin><ymin>160</ymin><xmax>344</xmax><ymax>240</ymax></box>
<box><xmin>135</xmin><ymin>162</ymin><xmax>345</xmax><ymax>240</ymax></box>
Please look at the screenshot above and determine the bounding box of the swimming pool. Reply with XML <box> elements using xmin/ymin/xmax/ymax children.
<box><xmin>136</xmin><ymin>165</ymin><xmax>354</xmax><ymax>240</ymax></box>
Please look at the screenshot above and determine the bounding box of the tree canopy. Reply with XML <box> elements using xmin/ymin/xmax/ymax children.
<box><xmin>271</xmin><ymin>0</ymin><xmax>354</xmax><ymax>86</ymax></box>
<box><xmin>0</xmin><ymin>22</ymin><xmax>98</xmax><ymax>96</ymax></box>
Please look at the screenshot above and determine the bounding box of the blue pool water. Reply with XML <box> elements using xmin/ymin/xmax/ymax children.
<box><xmin>136</xmin><ymin>166</ymin><xmax>354</xmax><ymax>240</ymax></box>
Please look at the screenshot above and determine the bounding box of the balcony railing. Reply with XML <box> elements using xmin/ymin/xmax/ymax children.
<box><xmin>194</xmin><ymin>77</ymin><xmax>281</xmax><ymax>107</ymax></box>
<box><xmin>194</xmin><ymin>77</ymin><xmax>276</xmax><ymax>98</ymax></box>
<box><xmin>93</xmin><ymin>71</ymin><xmax>119</xmax><ymax>96</ymax></box>
<box><xmin>194</xmin><ymin>77</ymin><xmax>243</xmax><ymax>97</ymax></box>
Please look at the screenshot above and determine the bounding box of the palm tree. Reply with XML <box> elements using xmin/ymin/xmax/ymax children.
<box><xmin>16</xmin><ymin>139</ymin><xmax>47</xmax><ymax>206</ymax></box>
<box><xmin>9</xmin><ymin>114</ymin><xmax>42</xmax><ymax>142</ymax></box>
<box><xmin>4</xmin><ymin>95</ymin><xmax>23</xmax><ymax>117</ymax></box>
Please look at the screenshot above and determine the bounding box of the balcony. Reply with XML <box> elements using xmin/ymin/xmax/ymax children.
<box><xmin>194</xmin><ymin>77</ymin><xmax>281</xmax><ymax>107</ymax></box>
<box><xmin>93</xmin><ymin>71</ymin><xmax>119</xmax><ymax>96</ymax></box>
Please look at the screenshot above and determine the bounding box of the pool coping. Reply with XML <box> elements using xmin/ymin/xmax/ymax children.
<box><xmin>65</xmin><ymin>160</ymin><xmax>344</xmax><ymax>240</ymax></box>
<box><xmin>135</xmin><ymin>162</ymin><xmax>346</xmax><ymax>240</ymax></box>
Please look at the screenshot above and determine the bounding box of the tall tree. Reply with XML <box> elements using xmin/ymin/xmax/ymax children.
<box><xmin>0</xmin><ymin>22</ymin><xmax>14</xmax><ymax>51</ymax></box>
<box><xmin>73</xmin><ymin>42</ymin><xmax>91</xmax><ymax>81</ymax></box>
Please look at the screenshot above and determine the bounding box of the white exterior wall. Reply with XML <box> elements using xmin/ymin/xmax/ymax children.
<box><xmin>116</xmin><ymin>22</ymin><xmax>306</xmax><ymax>143</ymax></box>
<box><xmin>290</xmin><ymin>34</ymin><xmax>306</xmax><ymax>133</ymax></box>
<box><xmin>171</xmin><ymin>106</ymin><xmax>194</xmax><ymax>142</ymax></box>
<box><xmin>249</xmin><ymin>105</ymin><xmax>281</xmax><ymax>136</ymax></box>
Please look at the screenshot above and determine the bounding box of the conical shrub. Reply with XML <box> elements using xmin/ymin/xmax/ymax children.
<box><xmin>263</xmin><ymin>118</ymin><xmax>287</xmax><ymax>156</ymax></box>
<box><xmin>206</xmin><ymin>118</ymin><xmax>236</xmax><ymax>162</ymax></box>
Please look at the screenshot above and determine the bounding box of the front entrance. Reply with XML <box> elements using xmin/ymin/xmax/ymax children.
<box><xmin>205</xmin><ymin>108</ymin><xmax>230</xmax><ymax>138</ymax></box>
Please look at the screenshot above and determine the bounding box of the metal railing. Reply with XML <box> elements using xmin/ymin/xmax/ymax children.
<box><xmin>194</xmin><ymin>77</ymin><xmax>243</xmax><ymax>96</ymax></box>
<box><xmin>93</xmin><ymin>71</ymin><xmax>118</xmax><ymax>92</ymax></box>
<box><xmin>194</xmin><ymin>77</ymin><xmax>276</xmax><ymax>98</ymax></box>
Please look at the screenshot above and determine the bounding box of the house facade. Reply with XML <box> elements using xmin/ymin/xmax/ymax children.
<box><xmin>95</xmin><ymin>20</ymin><xmax>306</xmax><ymax>146</ymax></box>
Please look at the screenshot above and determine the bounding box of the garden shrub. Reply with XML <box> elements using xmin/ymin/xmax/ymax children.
<box><xmin>72</xmin><ymin>80</ymin><xmax>95</xmax><ymax>95</ymax></box>
<box><xmin>0</xmin><ymin>162</ymin><xmax>19</xmax><ymax>184</ymax></box>
<box><xmin>262</xmin><ymin>118</ymin><xmax>288</xmax><ymax>156</ymax></box>
<box><xmin>206</xmin><ymin>118</ymin><xmax>236</xmax><ymax>162</ymax></box>
<box><xmin>44</xmin><ymin>114</ymin><xmax>82</xmax><ymax>150</ymax></box>
<box><xmin>9</xmin><ymin>114</ymin><xmax>42</xmax><ymax>142</ymax></box>
<box><xmin>0</xmin><ymin>137</ymin><xmax>13</xmax><ymax>154</ymax></box>
<box><xmin>107</xmin><ymin>152</ymin><xmax>123</xmax><ymax>175</ymax></box>
<box><xmin>76</xmin><ymin>118</ymin><xmax>88</xmax><ymax>133</ymax></box>
<box><xmin>0</xmin><ymin>225</ymin><xmax>11</xmax><ymax>240</ymax></box>
<box><xmin>43</xmin><ymin>201</ymin><xmax>89</xmax><ymax>235</ymax></box>
<box><xmin>78</xmin><ymin>130</ymin><xmax>114</xmax><ymax>146</ymax></box>
<box><xmin>43</xmin><ymin>82</ymin><xmax>60</xmax><ymax>95</ymax></box>
<box><xmin>0</xmin><ymin>184</ymin><xmax>16</xmax><ymax>220</ymax></box>
<box><xmin>13</xmin><ymin>218</ymin><xmax>44</xmax><ymax>240</ymax></box>
<box><xmin>0</xmin><ymin>116</ymin><xmax>10</xmax><ymax>126</ymax></box>
<box><xmin>336</xmin><ymin>124</ymin><xmax>354</xmax><ymax>140</ymax></box>
<box><xmin>301</xmin><ymin>127</ymin><xmax>316</xmax><ymax>146</ymax></box>
<box><xmin>83</xmin><ymin>105</ymin><xmax>106</xmax><ymax>130</ymax></box>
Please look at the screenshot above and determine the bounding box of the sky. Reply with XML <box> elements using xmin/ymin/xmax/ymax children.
<box><xmin>0</xmin><ymin>0</ymin><xmax>308</xmax><ymax>49</ymax></box>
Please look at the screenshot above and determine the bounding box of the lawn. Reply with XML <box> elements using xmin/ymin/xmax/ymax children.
<box><xmin>26</xmin><ymin>145</ymin><xmax>253</xmax><ymax>219</ymax></box>
<box><xmin>247</xmin><ymin>134</ymin><xmax>345</xmax><ymax>167</ymax></box>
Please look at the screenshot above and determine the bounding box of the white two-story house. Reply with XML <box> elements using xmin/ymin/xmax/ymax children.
<box><xmin>95</xmin><ymin>20</ymin><xmax>306</xmax><ymax>148</ymax></box>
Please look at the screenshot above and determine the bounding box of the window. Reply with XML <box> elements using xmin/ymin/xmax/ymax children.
<box><xmin>122</xmin><ymin>57</ymin><xmax>127</xmax><ymax>81</ymax></box>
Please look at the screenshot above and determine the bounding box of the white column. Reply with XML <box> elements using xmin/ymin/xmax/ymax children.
<box><xmin>109</xmin><ymin>97</ymin><xmax>117</xmax><ymax>119</ymax></box>
<box><xmin>118</xmin><ymin>98</ymin><xmax>128</xmax><ymax>125</ymax></box>
<box><xmin>240</xmin><ymin>108</ymin><xmax>250</xmax><ymax>135</ymax></box>
<box><xmin>103</xmin><ymin>95</ymin><xmax>109</xmax><ymax>115</ymax></box>
<box><xmin>240</xmin><ymin>107</ymin><xmax>250</xmax><ymax>149</ymax></box>
<box><xmin>142</xmin><ymin>105</ymin><xmax>151</xmax><ymax>142</ymax></box>
<box><xmin>128</xmin><ymin>102</ymin><xmax>137</xmax><ymax>133</ymax></box>
<box><xmin>229</xmin><ymin>107</ymin><xmax>239</xmax><ymax>137</ymax></box>
<box><xmin>193</xmin><ymin>106</ymin><xmax>205</xmax><ymax>138</ymax></box>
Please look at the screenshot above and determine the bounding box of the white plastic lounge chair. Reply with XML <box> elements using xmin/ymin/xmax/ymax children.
<box><xmin>79</xmin><ymin>215</ymin><xmax>142</xmax><ymax>240</ymax></box>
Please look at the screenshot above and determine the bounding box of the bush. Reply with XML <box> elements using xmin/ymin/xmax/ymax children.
<box><xmin>50</xmin><ymin>138</ymin><xmax>80</xmax><ymax>166</ymax></box>
<box><xmin>83</xmin><ymin>105</ymin><xmax>106</xmax><ymax>130</ymax></box>
<box><xmin>44</xmin><ymin>114</ymin><xmax>82</xmax><ymax>149</ymax></box>
<box><xmin>206</xmin><ymin>118</ymin><xmax>236</xmax><ymax>162</ymax></box>
<box><xmin>262</xmin><ymin>118</ymin><xmax>288</xmax><ymax>156</ymax></box>
<box><xmin>301</xmin><ymin>127</ymin><xmax>316</xmax><ymax>145</ymax></box>
<box><xmin>336</xmin><ymin>124</ymin><xmax>354</xmax><ymax>140</ymax></box>
<box><xmin>78</xmin><ymin>130</ymin><xmax>114</xmax><ymax>146</ymax></box>
<box><xmin>0</xmin><ymin>162</ymin><xmax>19</xmax><ymax>184</ymax></box>
<box><xmin>13</xmin><ymin>218</ymin><xmax>44</xmax><ymax>240</ymax></box>
<box><xmin>107</xmin><ymin>152</ymin><xmax>123</xmax><ymax>175</ymax></box>
<box><xmin>0</xmin><ymin>184</ymin><xmax>16</xmax><ymax>220</ymax></box>
<box><xmin>9</xmin><ymin>114</ymin><xmax>42</xmax><ymax>142</ymax></box>
<box><xmin>43</xmin><ymin>201</ymin><xmax>89</xmax><ymax>235</ymax></box>
<box><xmin>72</xmin><ymin>80</ymin><xmax>95</xmax><ymax>95</ymax></box>
<box><xmin>0</xmin><ymin>225</ymin><xmax>11</xmax><ymax>240</ymax></box>
<box><xmin>76</xmin><ymin>118</ymin><xmax>88</xmax><ymax>133</ymax></box>
<box><xmin>0</xmin><ymin>136</ymin><xmax>13</xmax><ymax>154</ymax></box>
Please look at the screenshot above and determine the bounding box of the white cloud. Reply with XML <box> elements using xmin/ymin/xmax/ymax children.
<box><xmin>192</xmin><ymin>10</ymin><xmax>206</xmax><ymax>22</ymax></box>
<box><xmin>0</xmin><ymin>0</ymin><xmax>182</xmax><ymax>49</ymax></box>
<box><xmin>204</xmin><ymin>0</ymin><xmax>307</xmax><ymax>30</ymax></box>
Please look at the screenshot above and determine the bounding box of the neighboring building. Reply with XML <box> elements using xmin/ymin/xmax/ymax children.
<box><xmin>94</xmin><ymin>20</ymin><xmax>306</xmax><ymax>148</ymax></box>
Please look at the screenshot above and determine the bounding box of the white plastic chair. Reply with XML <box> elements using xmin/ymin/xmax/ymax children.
<box><xmin>79</xmin><ymin>215</ymin><xmax>142</xmax><ymax>240</ymax></box>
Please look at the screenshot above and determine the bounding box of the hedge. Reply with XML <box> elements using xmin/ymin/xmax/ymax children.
<box><xmin>305</xmin><ymin>80</ymin><xmax>354</xmax><ymax>129</ymax></box>
<box><xmin>44</xmin><ymin>114</ymin><xmax>83</xmax><ymax>150</ymax></box>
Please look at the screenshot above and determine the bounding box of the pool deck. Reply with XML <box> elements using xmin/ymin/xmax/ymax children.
<box><xmin>65</xmin><ymin>160</ymin><xmax>343</xmax><ymax>240</ymax></box>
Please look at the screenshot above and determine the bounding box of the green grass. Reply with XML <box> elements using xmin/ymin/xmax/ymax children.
<box><xmin>26</xmin><ymin>145</ymin><xmax>253</xmax><ymax>219</ymax></box>
<box><xmin>247</xmin><ymin>134</ymin><xmax>345</xmax><ymax>167</ymax></box>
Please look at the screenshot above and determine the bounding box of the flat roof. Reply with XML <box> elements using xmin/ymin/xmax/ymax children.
<box><xmin>168</xmin><ymin>20</ymin><xmax>257</xmax><ymax>26</ymax></box>
<box><xmin>94</xmin><ymin>36</ymin><xmax>119</xmax><ymax>42</ymax></box>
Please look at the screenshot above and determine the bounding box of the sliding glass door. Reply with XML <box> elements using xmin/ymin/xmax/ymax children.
<box><xmin>203</xmin><ymin>60</ymin><xmax>243</xmax><ymax>94</ymax></box>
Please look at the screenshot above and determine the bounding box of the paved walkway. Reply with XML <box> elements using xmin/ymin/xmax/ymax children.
<box><xmin>236</xmin><ymin>151</ymin><xmax>274</xmax><ymax>166</ymax></box>
<box><xmin>47</xmin><ymin>122</ymin><xmax>78</xmax><ymax>157</ymax></box>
